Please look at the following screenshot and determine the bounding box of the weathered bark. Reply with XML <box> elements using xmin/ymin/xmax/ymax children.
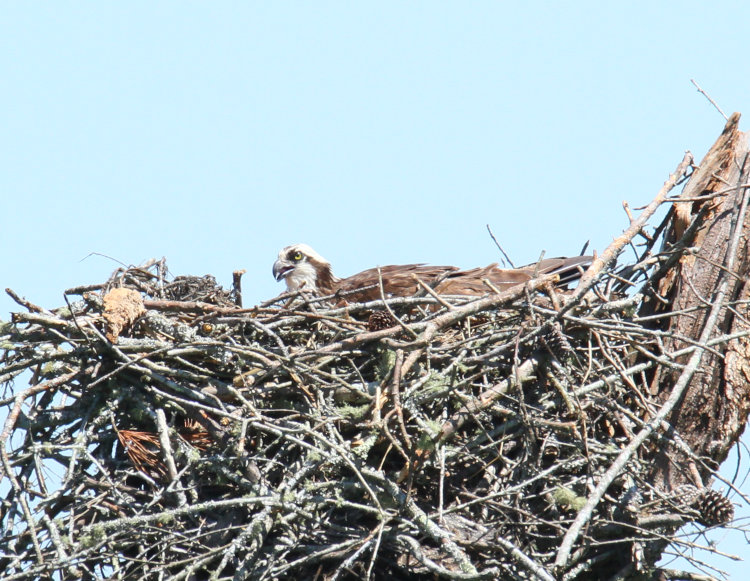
<box><xmin>641</xmin><ymin>112</ymin><xmax>750</xmax><ymax>490</ymax></box>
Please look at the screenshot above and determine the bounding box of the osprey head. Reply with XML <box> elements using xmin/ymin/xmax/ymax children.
<box><xmin>272</xmin><ymin>244</ymin><xmax>334</xmax><ymax>293</ymax></box>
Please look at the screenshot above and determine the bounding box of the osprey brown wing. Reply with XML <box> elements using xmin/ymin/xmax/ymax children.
<box><xmin>435</xmin><ymin>264</ymin><xmax>532</xmax><ymax>295</ymax></box>
<box><xmin>335</xmin><ymin>264</ymin><xmax>459</xmax><ymax>302</ymax></box>
<box><xmin>435</xmin><ymin>256</ymin><xmax>592</xmax><ymax>296</ymax></box>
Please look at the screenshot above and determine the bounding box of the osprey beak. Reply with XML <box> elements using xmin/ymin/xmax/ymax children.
<box><xmin>272</xmin><ymin>259</ymin><xmax>292</xmax><ymax>282</ymax></box>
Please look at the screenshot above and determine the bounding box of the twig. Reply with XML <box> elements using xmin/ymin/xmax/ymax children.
<box><xmin>232</xmin><ymin>269</ymin><xmax>245</xmax><ymax>307</ymax></box>
<box><xmin>5</xmin><ymin>288</ymin><xmax>50</xmax><ymax>314</ymax></box>
<box><xmin>365</xmin><ymin>468</ymin><xmax>488</xmax><ymax>578</ymax></box>
<box><xmin>691</xmin><ymin>79</ymin><xmax>728</xmax><ymax>121</ymax></box>
<box><xmin>389</xmin><ymin>349</ymin><xmax>411</xmax><ymax>449</ymax></box>
<box><xmin>486</xmin><ymin>224</ymin><xmax>516</xmax><ymax>268</ymax></box>
<box><xmin>560</xmin><ymin>152</ymin><xmax>694</xmax><ymax>316</ymax></box>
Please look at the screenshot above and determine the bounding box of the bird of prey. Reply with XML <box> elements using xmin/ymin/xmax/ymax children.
<box><xmin>272</xmin><ymin>243</ymin><xmax>591</xmax><ymax>303</ymax></box>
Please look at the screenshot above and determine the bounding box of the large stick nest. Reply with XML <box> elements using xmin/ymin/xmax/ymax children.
<box><xmin>2</xmin><ymin>124</ymin><xmax>749</xmax><ymax>580</ymax></box>
<box><xmin>0</xmin><ymin>264</ymin><xmax>735</xmax><ymax>580</ymax></box>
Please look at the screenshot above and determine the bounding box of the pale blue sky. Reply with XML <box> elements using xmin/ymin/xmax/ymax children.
<box><xmin>1</xmin><ymin>2</ymin><xmax>748</xmax><ymax>576</ymax></box>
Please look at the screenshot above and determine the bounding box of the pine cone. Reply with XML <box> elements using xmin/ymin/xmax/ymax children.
<box><xmin>541</xmin><ymin>323</ymin><xmax>573</xmax><ymax>359</ymax></box>
<box><xmin>368</xmin><ymin>311</ymin><xmax>398</xmax><ymax>332</ymax></box>
<box><xmin>695</xmin><ymin>489</ymin><xmax>734</xmax><ymax>526</ymax></box>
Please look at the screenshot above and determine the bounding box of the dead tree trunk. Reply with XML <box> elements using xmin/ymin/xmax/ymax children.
<box><xmin>640</xmin><ymin>112</ymin><xmax>750</xmax><ymax>491</ymax></box>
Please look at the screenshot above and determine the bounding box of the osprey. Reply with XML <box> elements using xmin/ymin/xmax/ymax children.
<box><xmin>272</xmin><ymin>243</ymin><xmax>592</xmax><ymax>303</ymax></box>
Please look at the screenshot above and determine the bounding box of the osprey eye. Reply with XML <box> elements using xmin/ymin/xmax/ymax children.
<box><xmin>292</xmin><ymin>252</ymin><xmax>303</xmax><ymax>262</ymax></box>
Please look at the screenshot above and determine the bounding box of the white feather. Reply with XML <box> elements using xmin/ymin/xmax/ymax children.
<box><xmin>285</xmin><ymin>259</ymin><xmax>320</xmax><ymax>291</ymax></box>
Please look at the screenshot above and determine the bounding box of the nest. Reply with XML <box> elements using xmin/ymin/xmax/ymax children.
<box><xmin>0</xmin><ymin>248</ymin><xmax>738</xmax><ymax>581</ymax></box>
<box><xmin>5</xmin><ymin>117</ymin><xmax>750</xmax><ymax>580</ymax></box>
